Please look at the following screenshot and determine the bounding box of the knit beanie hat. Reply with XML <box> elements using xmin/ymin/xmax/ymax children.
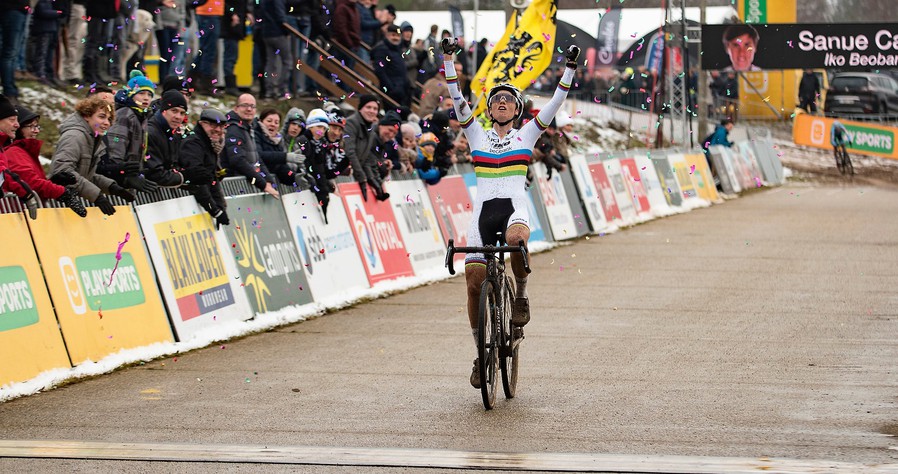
<box><xmin>16</xmin><ymin>105</ymin><xmax>38</xmax><ymax>126</ymax></box>
<box><xmin>357</xmin><ymin>94</ymin><xmax>379</xmax><ymax>111</ymax></box>
<box><xmin>378</xmin><ymin>111</ymin><xmax>402</xmax><ymax>127</ymax></box>
<box><xmin>0</xmin><ymin>94</ymin><xmax>17</xmax><ymax>120</ymax></box>
<box><xmin>127</xmin><ymin>70</ymin><xmax>156</xmax><ymax>98</ymax></box>
<box><xmin>160</xmin><ymin>90</ymin><xmax>188</xmax><ymax>111</ymax></box>
<box><xmin>418</xmin><ymin>132</ymin><xmax>438</xmax><ymax>148</ymax></box>
<box><xmin>306</xmin><ymin>108</ymin><xmax>330</xmax><ymax>129</ymax></box>
<box><xmin>161</xmin><ymin>75</ymin><xmax>191</xmax><ymax>94</ymax></box>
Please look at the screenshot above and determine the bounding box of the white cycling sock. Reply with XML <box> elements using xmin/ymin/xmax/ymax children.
<box><xmin>515</xmin><ymin>275</ymin><xmax>528</xmax><ymax>299</ymax></box>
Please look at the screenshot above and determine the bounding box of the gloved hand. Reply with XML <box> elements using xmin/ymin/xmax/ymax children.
<box><xmin>22</xmin><ymin>190</ymin><xmax>39</xmax><ymax>220</ymax></box>
<box><xmin>59</xmin><ymin>188</ymin><xmax>88</xmax><ymax>218</ymax></box>
<box><xmin>359</xmin><ymin>181</ymin><xmax>368</xmax><ymax>201</ymax></box>
<box><xmin>107</xmin><ymin>182</ymin><xmax>136</xmax><ymax>202</ymax></box>
<box><xmin>212</xmin><ymin>209</ymin><xmax>230</xmax><ymax>230</ymax></box>
<box><xmin>371</xmin><ymin>182</ymin><xmax>390</xmax><ymax>202</ymax></box>
<box><xmin>121</xmin><ymin>160</ymin><xmax>141</xmax><ymax>176</ymax></box>
<box><xmin>565</xmin><ymin>45</ymin><xmax>581</xmax><ymax>69</ymax></box>
<box><xmin>49</xmin><ymin>170</ymin><xmax>77</xmax><ymax>186</ymax></box>
<box><xmin>440</xmin><ymin>37</ymin><xmax>459</xmax><ymax>56</ymax></box>
<box><xmin>286</xmin><ymin>152</ymin><xmax>304</xmax><ymax>165</ymax></box>
<box><xmin>122</xmin><ymin>175</ymin><xmax>159</xmax><ymax>193</ymax></box>
<box><xmin>94</xmin><ymin>195</ymin><xmax>116</xmax><ymax>215</ymax></box>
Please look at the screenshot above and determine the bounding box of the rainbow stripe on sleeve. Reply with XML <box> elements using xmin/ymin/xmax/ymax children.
<box><xmin>472</xmin><ymin>149</ymin><xmax>532</xmax><ymax>178</ymax></box>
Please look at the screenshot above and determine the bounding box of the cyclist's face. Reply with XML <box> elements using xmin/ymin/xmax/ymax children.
<box><xmin>489</xmin><ymin>93</ymin><xmax>517</xmax><ymax>123</ymax></box>
<box><xmin>725</xmin><ymin>34</ymin><xmax>756</xmax><ymax>72</ymax></box>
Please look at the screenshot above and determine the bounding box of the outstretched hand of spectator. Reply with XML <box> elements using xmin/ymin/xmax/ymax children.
<box><xmin>263</xmin><ymin>182</ymin><xmax>280</xmax><ymax>200</ymax></box>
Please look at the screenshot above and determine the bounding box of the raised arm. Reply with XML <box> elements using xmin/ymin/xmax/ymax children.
<box><xmin>441</xmin><ymin>40</ymin><xmax>486</xmax><ymax>144</ymax></box>
<box><xmin>532</xmin><ymin>46</ymin><xmax>581</xmax><ymax>132</ymax></box>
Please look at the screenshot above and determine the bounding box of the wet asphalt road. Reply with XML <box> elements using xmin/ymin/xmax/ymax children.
<box><xmin>1</xmin><ymin>182</ymin><xmax>898</xmax><ymax>473</ymax></box>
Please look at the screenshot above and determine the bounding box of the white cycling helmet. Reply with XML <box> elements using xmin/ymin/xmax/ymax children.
<box><xmin>487</xmin><ymin>83</ymin><xmax>524</xmax><ymax>122</ymax></box>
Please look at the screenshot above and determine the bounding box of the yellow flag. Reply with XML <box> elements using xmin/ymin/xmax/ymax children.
<box><xmin>471</xmin><ymin>0</ymin><xmax>558</xmax><ymax>117</ymax></box>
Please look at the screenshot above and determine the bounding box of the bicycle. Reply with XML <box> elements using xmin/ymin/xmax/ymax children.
<box><xmin>445</xmin><ymin>234</ymin><xmax>530</xmax><ymax>410</ymax></box>
<box><xmin>835</xmin><ymin>143</ymin><xmax>854</xmax><ymax>176</ymax></box>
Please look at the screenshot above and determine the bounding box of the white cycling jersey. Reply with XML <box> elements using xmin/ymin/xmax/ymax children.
<box><xmin>444</xmin><ymin>59</ymin><xmax>575</xmax><ymax>265</ymax></box>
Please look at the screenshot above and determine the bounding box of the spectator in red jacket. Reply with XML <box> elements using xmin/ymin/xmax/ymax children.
<box><xmin>332</xmin><ymin>0</ymin><xmax>361</xmax><ymax>69</ymax></box>
<box><xmin>1</xmin><ymin>106</ymin><xmax>87</xmax><ymax>216</ymax></box>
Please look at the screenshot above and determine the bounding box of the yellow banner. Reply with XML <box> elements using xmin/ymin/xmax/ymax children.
<box><xmin>470</xmin><ymin>0</ymin><xmax>557</xmax><ymax>117</ymax></box>
<box><xmin>28</xmin><ymin>207</ymin><xmax>173</xmax><ymax>365</ymax></box>
<box><xmin>685</xmin><ymin>154</ymin><xmax>721</xmax><ymax>202</ymax></box>
<box><xmin>793</xmin><ymin>114</ymin><xmax>898</xmax><ymax>160</ymax></box>
<box><xmin>0</xmin><ymin>212</ymin><xmax>71</xmax><ymax>387</ymax></box>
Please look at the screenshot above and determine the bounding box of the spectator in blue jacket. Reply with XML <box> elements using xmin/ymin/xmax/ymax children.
<box><xmin>371</xmin><ymin>24</ymin><xmax>411</xmax><ymax>107</ymax></box>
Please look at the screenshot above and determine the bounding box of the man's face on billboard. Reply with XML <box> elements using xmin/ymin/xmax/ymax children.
<box><xmin>726</xmin><ymin>33</ymin><xmax>756</xmax><ymax>71</ymax></box>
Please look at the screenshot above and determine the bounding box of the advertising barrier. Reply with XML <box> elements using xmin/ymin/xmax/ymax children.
<box><xmin>666</xmin><ymin>153</ymin><xmax>705</xmax><ymax>208</ymax></box>
<box><xmin>135</xmin><ymin>196</ymin><xmax>253</xmax><ymax>341</ymax></box>
<box><xmin>749</xmin><ymin>137</ymin><xmax>786</xmax><ymax>185</ymax></box>
<box><xmin>634</xmin><ymin>153</ymin><xmax>674</xmax><ymax>216</ymax></box>
<box><xmin>0</xmin><ymin>212</ymin><xmax>71</xmax><ymax>387</ymax></box>
<box><xmin>735</xmin><ymin>142</ymin><xmax>765</xmax><ymax>188</ymax></box>
<box><xmin>222</xmin><ymin>193</ymin><xmax>313</xmax><ymax>314</ymax></box>
<box><xmin>685</xmin><ymin>153</ymin><xmax>721</xmax><ymax>202</ymax></box>
<box><xmin>462</xmin><ymin>170</ymin><xmax>549</xmax><ymax>244</ymax></box>
<box><xmin>587</xmin><ymin>161</ymin><xmax>623</xmax><ymax>227</ymax></box>
<box><xmin>337</xmin><ymin>182</ymin><xmax>415</xmax><ymax>285</ymax></box>
<box><xmin>706</xmin><ymin>146</ymin><xmax>742</xmax><ymax>195</ymax></box>
<box><xmin>619</xmin><ymin>157</ymin><xmax>652</xmax><ymax>218</ymax></box>
<box><xmin>558</xmin><ymin>169</ymin><xmax>592</xmax><ymax>236</ymax></box>
<box><xmin>793</xmin><ymin>114</ymin><xmax>898</xmax><ymax>160</ymax></box>
<box><xmin>650</xmin><ymin>153</ymin><xmax>686</xmax><ymax>207</ymax></box>
<box><xmin>388</xmin><ymin>179</ymin><xmax>447</xmax><ymax>274</ymax></box>
<box><xmin>531</xmin><ymin>165</ymin><xmax>579</xmax><ymax>240</ymax></box>
<box><xmin>283</xmin><ymin>190</ymin><xmax>370</xmax><ymax>303</ymax></box>
<box><xmin>602</xmin><ymin>159</ymin><xmax>639</xmax><ymax>225</ymax></box>
<box><xmin>425</xmin><ymin>175</ymin><xmax>474</xmax><ymax>264</ymax></box>
<box><xmin>568</xmin><ymin>155</ymin><xmax>610</xmax><ymax>233</ymax></box>
<box><xmin>28</xmin><ymin>207</ymin><xmax>174</xmax><ymax>364</ymax></box>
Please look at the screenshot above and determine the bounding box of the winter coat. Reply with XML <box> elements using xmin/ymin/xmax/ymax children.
<box><xmin>357</xmin><ymin>3</ymin><xmax>380</xmax><ymax>46</ymax></box>
<box><xmin>370</xmin><ymin>133</ymin><xmax>398</xmax><ymax>175</ymax></box>
<box><xmin>2</xmin><ymin>138</ymin><xmax>66</xmax><ymax>200</ymax></box>
<box><xmin>221</xmin><ymin>110</ymin><xmax>276</xmax><ymax>191</ymax></box>
<box><xmin>296</xmin><ymin>131</ymin><xmax>331</xmax><ymax>198</ymax></box>
<box><xmin>257</xmin><ymin>0</ymin><xmax>288</xmax><ymax>38</ymax></box>
<box><xmin>798</xmin><ymin>72</ymin><xmax>820</xmax><ymax>100</ymax></box>
<box><xmin>180</xmin><ymin>123</ymin><xmax>226</xmax><ymax>216</ymax></box>
<box><xmin>107</xmin><ymin>90</ymin><xmax>150</xmax><ymax>165</ymax></box>
<box><xmin>49</xmin><ymin>112</ymin><xmax>116</xmax><ymax>202</ymax></box>
<box><xmin>419</xmin><ymin>73</ymin><xmax>450</xmax><ymax>117</ymax></box>
<box><xmin>343</xmin><ymin>111</ymin><xmax>380</xmax><ymax>186</ymax></box>
<box><xmin>415</xmin><ymin>146</ymin><xmax>442</xmax><ymax>185</ymax></box>
<box><xmin>332</xmin><ymin>0</ymin><xmax>360</xmax><ymax>49</ymax></box>
<box><xmin>145</xmin><ymin>111</ymin><xmax>185</xmax><ymax>187</ymax></box>
<box><xmin>252</xmin><ymin>119</ymin><xmax>291</xmax><ymax>182</ymax></box>
<box><xmin>371</xmin><ymin>39</ymin><xmax>411</xmax><ymax>107</ymax></box>
<box><xmin>32</xmin><ymin>0</ymin><xmax>63</xmax><ymax>35</ymax></box>
<box><xmin>322</xmin><ymin>133</ymin><xmax>349</xmax><ymax>180</ymax></box>
<box><xmin>155</xmin><ymin>0</ymin><xmax>187</xmax><ymax>30</ymax></box>
<box><xmin>707</xmin><ymin>124</ymin><xmax>732</xmax><ymax>148</ymax></box>
<box><xmin>85</xmin><ymin>0</ymin><xmax>117</xmax><ymax>18</ymax></box>
<box><xmin>0</xmin><ymin>0</ymin><xmax>31</xmax><ymax>13</ymax></box>
<box><xmin>402</xmin><ymin>39</ymin><xmax>420</xmax><ymax>88</ymax></box>
<box><xmin>219</xmin><ymin>0</ymin><xmax>249</xmax><ymax>40</ymax></box>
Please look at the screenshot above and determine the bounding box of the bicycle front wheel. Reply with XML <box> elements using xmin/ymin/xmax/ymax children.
<box><xmin>478</xmin><ymin>279</ymin><xmax>499</xmax><ymax>410</ymax></box>
<box><xmin>836</xmin><ymin>149</ymin><xmax>846</xmax><ymax>174</ymax></box>
<box><xmin>845</xmin><ymin>151</ymin><xmax>855</xmax><ymax>176</ymax></box>
<box><xmin>500</xmin><ymin>274</ymin><xmax>519</xmax><ymax>399</ymax></box>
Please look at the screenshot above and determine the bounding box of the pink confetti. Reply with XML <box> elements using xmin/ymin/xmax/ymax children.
<box><xmin>106</xmin><ymin>232</ymin><xmax>131</xmax><ymax>287</ymax></box>
<box><xmin>689</xmin><ymin>165</ymin><xmax>695</xmax><ymax>174</ymax></box>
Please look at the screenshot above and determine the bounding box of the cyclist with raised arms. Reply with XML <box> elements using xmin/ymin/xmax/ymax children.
<box><xmin>440</xmin><ymin>37</ymin><xmax>580</xmax><ymax>388</ymax></box>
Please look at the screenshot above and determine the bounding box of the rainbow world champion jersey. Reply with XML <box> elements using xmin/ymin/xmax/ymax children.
<box><xmin>444</xmin><ymin>60</ymin><xmax>575</xmax><ymax>203</ymax></box>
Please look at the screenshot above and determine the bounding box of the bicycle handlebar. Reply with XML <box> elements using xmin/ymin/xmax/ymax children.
<box><xmin>444</xmin><ymin>239</ymin><xmax>531</xmax><ymax>276</ymax></box>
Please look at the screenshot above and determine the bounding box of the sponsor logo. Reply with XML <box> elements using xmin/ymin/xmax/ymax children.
<box><xmin>811</xmin><ymin>119</ymin><xmax>826</xmax><ymax>145</ymax></box>
<box><xmin>59</xmin><ymin>256</ymin><xmax>87</xmax><ymax>315</ymax></box>
<box><xmin>743</xmin><ymin>0</ymin><xmax>766</xmax><ymax>24</ymax></box>
<box><xmin>354</xmin><ymin>205</ymin><xmax>381</xmax><ymax>272</ymax></box>
<box><xmin>75</xmin><ymin>253</ymin><xmax>145</xmax><ymax>311</ymax></box>
<box><xmin>0</xmin><ymin>266</ymin><xmax>38</xmax><ymax>331</ymax></box>
<box><xmin>845</xmin><ymin>126</ymin><xmax>894</xmax><ymax>154</ymax></box>
<box><xmin>232</xmin><ymin>221</ymin><xmax>303</xmax><ymax>313</ymax></box>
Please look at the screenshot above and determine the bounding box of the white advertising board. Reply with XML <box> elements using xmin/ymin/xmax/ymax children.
<box><xmin>531</xmin><ymin>163</ymin><xmax>578</xmax><ymax>240</ymax></box>
<box><xmin>388</xmin><ymin>179</ymin><xmax>447</xmax><ymax>275</ymax></box>
<box><xmin>282</xmin><ymin>190</ymin><xmax>370</xmax><ymax>303</ymax></box>
<box><xmin>568</xmin><ymin>154</ymin><xmax>610</xmax><ymax>234</ymax></box>
<box><xmin>134</xmin><ymin>196</ymin><xmax>253</xmax><ymax>341</ymax></box>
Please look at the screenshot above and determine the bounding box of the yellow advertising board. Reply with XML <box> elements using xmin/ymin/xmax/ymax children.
<box><xmin>0</xmin><ymin>212</ymin><xmax>71</xmax><ymax>387</ymax></box>
<box><xmin>685</xmin><ymin>154</ymin><xmax>721</xmax><ymax>202</ymax></box>
<box><xmin>793</xmin><ymin>114</ymin><xmax>898</xmax><ymax>160</ymax></box>
<box><xmin>738</xmin><ymin>0</ymin><xmax>797</xmax><ymax>120</ymax></box>
<box><xmin>28</xmin><ymin>207</ymin><xmax>174</xmax><ymax>365</ymax></box>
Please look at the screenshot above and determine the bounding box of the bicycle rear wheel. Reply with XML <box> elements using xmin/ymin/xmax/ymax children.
<box><xmin>500</xmin><ymin>274</ymin><xmax>519</xmax><ymax>399</ymax></box>
<box><xmin>478</xmin><ymin>279</ymin><xmax>499</xmax><ymax>410</ymax></box>
<box><xmin>836</xmin><ymin>148</ymin><xmax>846</xmax><ymax>175</ymax></box>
